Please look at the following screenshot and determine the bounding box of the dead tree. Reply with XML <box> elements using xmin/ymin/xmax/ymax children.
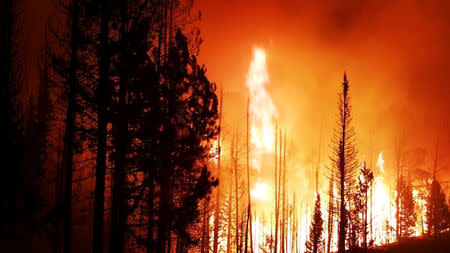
<box><xmin>244</xmin><ymin>98</ymin><xmax>254</xmax><ymax>253</ymax></box>
<box><xmin>274</xmin><ymin>126</ymin><xmax>279</xmax><ymax>253</ymax></box>
<box><xmin>212</xmin><ymin>85</ymin><xmax>223</xmax><ymax>253</ymax></box>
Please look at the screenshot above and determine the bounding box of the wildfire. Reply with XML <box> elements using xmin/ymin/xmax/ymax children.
<box><xmin>209</xmin><ymin>139</ymin><xmax>220</xmax><ymax>162</ymax></box>
<box><xmin>377</xmin><ymin>152</ymin><xmax>385</xmax><ymax>173</ymax></box>
<box><xmin>245</xmin><ymin>47</ymin><xmax>279</xmax><ymax>250</ymax></box>
<box><xmin>246</xmin><ymin>47</ymin><xmax>278</xmax><ymax>158</ymax></box>
<box><xmin>372</xmin><ymin>152</ymin><xmax>395</xmax><ymax>244</ymax></box>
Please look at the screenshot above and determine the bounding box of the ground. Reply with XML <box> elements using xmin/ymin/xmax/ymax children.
<box><xmin>369</xmin><ymin>232</ymin><xmax>450</xmax><ymax>253</ymax></box>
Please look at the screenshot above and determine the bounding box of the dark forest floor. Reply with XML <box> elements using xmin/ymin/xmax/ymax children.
<box><xmin>368</xmin><ymin>231</ymin><xmax>450</xmax><ymax>253</ymax></box>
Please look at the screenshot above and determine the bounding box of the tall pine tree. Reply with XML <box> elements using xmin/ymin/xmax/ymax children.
<box><xmin>330</xmin><ymin>73</ymin><xmax>358</xmax><ymax>253</ymax></box>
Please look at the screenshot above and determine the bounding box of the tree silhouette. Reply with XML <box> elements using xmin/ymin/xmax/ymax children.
<box><xmin>305</xmin><ymin>194</ymin><xmax>324</xmax><ymax>253</ymax></box>
<box><xmin>426</xmin><ymin>178</ymin><xmax>449</xmax><ymax>236</ymax></box>
<box><xmin>355</xmin><ymin>162</ymin><xmax>373</xmax><ymax>251</ymax></box>
<box><xmin>92</xmin><ymin>1</ymin><xmax>111</xmax><ymax>253</ymax></box>
<box><xmin>330</xmin><ymin>73</ymin><xmax>358</xmax><ymax>253</ymax></box>
<box><xmin>0</xmin><ymin>0</ymin><xmax>41</xmax><ymax>247</ymax></box>
<box><xmin>397</xmin><ymin>176</ymin><xmax>416</xmax><ymax>239</ymax></box>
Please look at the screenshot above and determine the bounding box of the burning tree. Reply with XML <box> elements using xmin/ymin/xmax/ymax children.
<box><xmin>305</xmin><ymin>194</ymin><xmax>324</xmax><ymax>253</ymax></box>
<box><xmin>330</xmin><ymin>73</ymin><xmax>359</xmax><ymax>253</ymax></box>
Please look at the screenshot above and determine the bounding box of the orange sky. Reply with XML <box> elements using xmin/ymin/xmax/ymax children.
<box><xmin>193</xmin><ymin>0</ymin><xmax>450</xmax><ymax>190</ymax></box>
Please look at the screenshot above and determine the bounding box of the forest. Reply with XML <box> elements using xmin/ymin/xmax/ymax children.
<box><xmin>1</xmin><ymin>0</ymin><xmax>450</xmax><ymax>253</ymax></box>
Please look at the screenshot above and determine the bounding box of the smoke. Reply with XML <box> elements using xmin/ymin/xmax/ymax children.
<box><xmin>196</xmin><ymin>0</ymin><xmax>450</xmax><ymax>199</ymax></box>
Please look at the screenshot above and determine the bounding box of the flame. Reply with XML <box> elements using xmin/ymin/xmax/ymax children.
<box><xmin>245</xmin><ymin>47</ymin><xmax>278</xmax><ymax>250</ymax></box>
<box><xmin>246</xmin><ymin>47</ymin><xmax>278</xmax><ymax>158</ymax></box>
<box><xmin>209</xmin><ymin>139</ymin><xmax>219</xmax><ymax>162</ymax></box>
<box><xmin>377</xmin><ymin>152</ymin><xmax>385</xmax><ymax>173</ymax></box>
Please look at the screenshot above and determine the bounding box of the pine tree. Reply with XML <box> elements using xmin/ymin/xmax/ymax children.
<box><xmin>397</xmin><ymin>176</ymin><xmax>416</xmax><ymax>239</ymax></box>
<box><xmin>305</xmin><ymin>194</ymin><xmax>324</xmax><ymax>253</ymax></box>
<box><xmin>155</xmin><ymin>29</ymin><xmax>219</xmax><ymax>250</ymax></box>
<box><xmin>330</xmin><ymin>73</ymin><xmax>358</xmax><ymax>253</ymax></box>
<box><xmin>426</xmin><ymin>179</ymin><xmax>450</xmax><ymax>236</ymax></box>
<box><xmin>356</xmin><ymin>162</ymin><xmax>373</xmax><ymax>251</ymax></box>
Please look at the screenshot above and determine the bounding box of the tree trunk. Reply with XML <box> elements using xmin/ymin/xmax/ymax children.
<box><xmin>274</xmin><ymin>126</ymin><xmax>278</xmax><ymax>253</ymax></box>
<box><xmin>245</xmin><ymin>98</ymin><xmax>253</xmax><ymax>253</ymax></box>
<box><xmin>201</xmin><ymin>201</ymin><xmax>210</xmax><ymax>253</ymax></box>
<box><xmin>226</xmin><ymin>183</ymin><xmax>232</xmax><ymax>253</ymax></box>
<box><xmin>93</xmin><ymin>1</ymin><xmax>110</xmax><ymax>253</ymax></box>
<box><xmin>62</xmin><ymin>1</ymin><xmax>80</xmax><ymax>252</ymax></box>
<box><xmin>110</xmin><ymin>3</ymin><xmax>129</xmax><ymax>253</ymax></box>
<box><xmin>327</xmin><ymin>175</ymin><xmax>333</xmax><ymax>253</ymax></box>
<box><xmin>234</xmin><ymin>133</ymin><xmax>240</xmax><ymax>253</ymax></box>
<box><xmin>213</xmin><ymin>87</ymin><xmax>222</xmax><ymax>253</ymax></box>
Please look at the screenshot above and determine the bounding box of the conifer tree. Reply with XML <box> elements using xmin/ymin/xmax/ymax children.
<box><xmin>397</xmin><ymin>176</ymin><xmax>416</xmax><ymax>239</ymax></box>
<box><xmin>426</xmin><ymin>179</ymin><xmax>450</xmax><ymax>236</ymax></box>
<box><xmin>305</xmin><ymin>194</ymin><xmax>324</xmax><ymax>253</ymax></box>
<box><xmin>330</xmin><ymin>73</ymin><xmax>358</xmax><ymax>253</ymax></box>
<box><xmin>356</xmin><ymin>162</ymin><xmax>373</xmax><ymax>251</ymax></box>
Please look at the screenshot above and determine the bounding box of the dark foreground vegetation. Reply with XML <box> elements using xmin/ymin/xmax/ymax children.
<box><xmin>369</xmin><ymin>232</ymin><xmax>450</xmax><ymax>253</ymax></box>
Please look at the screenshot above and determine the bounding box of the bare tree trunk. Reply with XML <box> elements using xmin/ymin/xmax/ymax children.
<box><xmin>370</xmin><ymin>179</ymin><xmax>373</xmax><ymax>242</ymax></box>
<box><xmin>93</xmin><ymin>1</ymin><xmax>110</xmax><ymax>253</ymax></box>
<box><xmin>201</xmin><ymin>201</ymin><xmax>210</xmax><ymax>253</ymax></box>
<box><xmin>363</xmin><ymin>187</ymin><xmax>368</xmax><ymax>253</ymax></box>
<box><xmin>213</xmin><ymin>86</ymin><xmax>223</xmax><ymax>253</ymax></box>
<box><xmin>233</xmin><ymin>133</ymin><xmax>240</xmax><ymax>253</ymax></box>
<box><xmin>62</xmin><ymin>1</ymin><xmax>80</xmax><ymax>252</ymax></box>
<box><xmin>326</xmin><ymin>174</ymin><xmax>334</xmax><ymax>253</ymax></box>
<box><xmin>243</xmin><ymin>98</ymin><xmax>254</xmax><ymax>253</ymax></box>
<box><xmin>278</xmin><ymin>129</ymin><xmax>283</xmax><ymax>253</ymax></box>
<box><xmin>281</xmin><ymin>129</ymin><xmax>287</xmax><ymax>253</ymax></box>
<box><xmin>394</xmin><ymin>141</ymin><xmax>403</xmax><ymax>240</ymax></box>
<box><xmin>226</xmin><ymin>183</ymin><xmax>232</xmax><ymax>253</ymax></box>
<box><xmin>274</xmin><ymin>126</ymin><xmax>279</xmax><ymax>253</ymax></box>
<box><xmin>291</xmin><ymin>194</ymin><xmax>296</xmax><ymax>253</ymax></box>
<box><xmin>110</xmin><ymin>3</ymin><xmax>129</xmax><ymax>253</ymax></box>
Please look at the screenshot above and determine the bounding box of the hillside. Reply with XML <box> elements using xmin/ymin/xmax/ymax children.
<box><xmin>369</xmin><ymin>232</ymin><xmax>450</xmax><ymax>253</ymax></box>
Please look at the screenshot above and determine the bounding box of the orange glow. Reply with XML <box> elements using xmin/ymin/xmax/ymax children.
<box><xmin>246</xmin><ymin>47</ymin><xmax>278</xmax><ymax>172</ymax></box>
<box><xmin>192</xmin><ymin>1</ymin><xmax>450</xmax><ymax>249</ymax></box>
<box><xmin>250</xmin><ymin>182</ymin><xmax>269</xmax><ymax>201</ymax></box>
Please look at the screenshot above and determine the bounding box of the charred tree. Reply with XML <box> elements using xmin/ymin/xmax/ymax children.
<box><xmin>244</xmin><ymin>98</ymin><xmax>254</xmax><ymax>253</ymax></box>
<box><xmin>326</xmin><ymin>173</ymin><xmax>334</xmax><ymax>253</ymax></box>
<box><xmin>274</xmin><ymin>126</ymin><xmax>279</xmax><ymax>253</ymax></box>
<box><xmin>212</xmin><ymin>86</ymin><xmax>223</xmax><ymax>253</ymax></box>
